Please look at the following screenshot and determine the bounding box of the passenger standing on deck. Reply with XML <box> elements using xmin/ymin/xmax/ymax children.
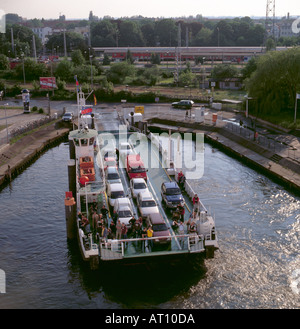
<box><xmin>116</xmin><ymin>220</ymin><xmax>122</xmax><ymax>240</ymax></box>
<box><xmin>192</xmin><ymin>193</ymin><xmax>199</xmax><ymax>212</ymax></box>
<box><xmin>101</xmin><ymin>205</ymin><xmax>109</xmax><ymax>225</ymax></box>
<box><xmin>129</xmin><ymin>217</ymin><xmax>136</xmax><ymax>236</ymax></box>
<box><xmin>177</xmin><ymin>202</ymin><xmax>185</xmax><ymax>222</ymax></box>
<box><xmin>178</xmin><ymin>221</ymin><xmax>185</xmax><ymax>247</ymax></box>
<box><xmin>112</xmin><ymin>210</ymin><xmax>118</xmax><ymax>225</ymax></box>
<box><xmin>102</xmin><ymin>226</ymin><xmax>108</xmax><ymax>242</ymax></box>
<box><xmin>121</xmin><ymin>223</ymin><xmax>128</xmax><ymax>247</ymax></box>
<box><xmin>81</xmin><ymin>215</ymin><xmax>90</xmax><ymax>234</ymax></box>
<box><xmin>147</xmin><ymin>226</ymin><xmax>154</xmax><ymax>249</ymax></box>
<box><xmin>178</xmin><ymin>171</ymin><xmax>184</xmax><ymax>183</ymax></box>
<box><xmin>110</xmin><ymin>221</ymin><xmax>116</xmax><ymax>238</ymax></box>
<box><xmin>142</xmin><ymin>227</ymin><xmax>147</xmax><ymax>252</ymax></box>
<box><xmin>189</xmin><ymin>221</ymin><xmax>197</xmax><ymax>234</ymax></box>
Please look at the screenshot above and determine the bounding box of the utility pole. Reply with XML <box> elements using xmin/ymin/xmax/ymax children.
<box><xmin>265</xmin><ymin>0</ymin><xmax>276</xmax><ymax>42</ymax></box>
<box><xmin>32</xmin><ymin>35</ymin><xmax>37</xmax><ymax>62</ymax></box>
<box><xmin>63</xmin><ymin>29</ymin><xmax>67</xmax><ymax>57</ymax></box>
<box><xmin>11</xmin><ymin>28</ymin><xmax>14</xmax><ymax>55</ymax></box>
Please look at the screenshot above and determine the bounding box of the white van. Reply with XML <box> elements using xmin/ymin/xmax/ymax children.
<box><xmin>136</xmin><ymin>190</ymin><xmax>159</xmax><ymax>219</ymax></box>
<box><xmin>114</xmin><ymin>198</ymin><xmax>134</xmax><ymax>227</ymax></box>
<box><xmin>107</xmin><ymin>182</ymin><xmax>125</xmax><ymax>207</ymax></box>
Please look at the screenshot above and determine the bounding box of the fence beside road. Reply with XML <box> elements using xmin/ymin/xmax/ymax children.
<box><xmin>0</xmin><ymin>114</ymin><xmax>59</xmax><ymax>147</ymax></box>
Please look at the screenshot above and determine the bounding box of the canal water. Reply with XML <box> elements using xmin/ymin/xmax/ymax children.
<box><xmin>0</xmin><ymin>140</ymin><xmax>299</xmax><ymax>309</ymax></box>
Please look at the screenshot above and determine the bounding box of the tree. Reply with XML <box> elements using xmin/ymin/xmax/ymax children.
<box><xmin>14</xmin><ymin>58</ymin><xmax>49</xmax><ymax>81</ymax></box>
<box><xmin>150</xmin><ymin>53</ymin><xmax>160</xmax><ymax>65</ymax></box>
<box><xmin>91</xmin><ymin>20</ymin><xmax>117</xmax><ymax>47</ymax></box>
<box><xmin>178</xmin><ymin>71</ymin><xmax>196</xmax><ymax>87</ymax></box>
<box><xmin>106</xmin><ymin>62</ymin><xmax>135</xmax><ymax>84</ymax></box>
<box><xmin>126</xmin><ymin>49</ymin><xmax>134</xmax><ymax>64</ymax></box>
<box><xmin>246</xmin><ymin>48</ymin><xmax>300</xmax><ymax>117</ymax></box>
<box><xmin>118</xmin><ymin>20</ymin><xmax>145</xmax><ymax>47</ymax></box>
<box><xmin>55</xmin><ymin>59</ymin><xmax>74</xmax><ymax>82</ymax></box>
<box><xmin>45</xmin><ymin>31</ymin><xmax>85</xmax><ymax>54</ymax></box>
<box><xmin>0</xmin><ymin>54</ymin><xmax>9</xmax><ymax>70</ymax></box>
<box><xmin>192</xmin><ymin>28</ymin><xmax>212</xmax><ymax>46</ymax></box>
<box><xmin>102</xmin><ymin>54</ymin><xmax>111</xmax><ymax>65</ymax></box>
<box><xmin>140</xmin><ymin>21</ymin><xmax>156</xmax><ymax>46</ymax></box>
<box><xmin>5</xmin><ymin>23</ymin><xmax>42</xmax><ymax>55</ymax></box>
<box><xmin>211</xmin><ymin>64</ymin><xmax>239</xmax><ymax>81</ymax></box>
<box><xmin>241</xmin><ymin>57</ymin><xmax>258</xmax><ymax>80</ymax></box>
<box><xmin>73</xmin><ymin>64</ymin><xmax>97</xmax><ymax>83</ymax></box>
<box><xmin>71</xmin><ymin>49</ymin><xmax>85</xmax><ymax>66</ymax></box>
<box><xmin>155</xmin><ymin>19</ymin><xmax>177</xmax><ymax>46</ymax></box>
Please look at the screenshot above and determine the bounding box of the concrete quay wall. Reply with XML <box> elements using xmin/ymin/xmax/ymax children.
<box><xmin>0</xmin><ymin>123</ymin><xmax>70</xmax><ymax>189</ymax></box>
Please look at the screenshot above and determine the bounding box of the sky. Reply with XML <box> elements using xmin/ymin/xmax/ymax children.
<box><xmin>1</xmin><ymin>0</ymin><xmax>299</xmax><ymax>20</ymax></box>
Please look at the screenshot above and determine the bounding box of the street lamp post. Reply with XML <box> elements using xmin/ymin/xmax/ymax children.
<box><xmin>202</xmin><ymin>57</ymin><xmax>206</xmax><ymax>90</ymax></box>
<box><xmin>90</xmin><ymin>55</ymin><xmax>93</xmax><ymax>88</ymax></box>
<box><xmin>21</xmin><ymin>52</ymin><xmax>26</xmax><ymax>85</ymax></box>
<box><xmin>4</xmin><ymin>103</ymin><xmax>9</xmax><ymax>143</ymax></box>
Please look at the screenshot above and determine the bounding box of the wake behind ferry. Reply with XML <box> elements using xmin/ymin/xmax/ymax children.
<box><xmin>64</xmin><ymin>89</ymin><xmax>218</xmax><ymax>270</ymax></box>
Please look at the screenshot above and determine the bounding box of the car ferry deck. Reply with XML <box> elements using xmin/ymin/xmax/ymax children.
<box><xmin>66</xmin><ymin>104</ymin><xmax>218</xmax><ymax>270</ymax></box>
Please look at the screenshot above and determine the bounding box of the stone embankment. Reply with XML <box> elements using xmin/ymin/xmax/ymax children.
<box><xmin>0</xmin><ymin>121</ymin><xmax>70</xmax><ymax>188</ymax></box>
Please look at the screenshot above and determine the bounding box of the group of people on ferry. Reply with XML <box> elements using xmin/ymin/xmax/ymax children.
<box><xmin>78</xmin><ymin>204</ymin><xmax>154</xmax><ymax>245</ymax></box>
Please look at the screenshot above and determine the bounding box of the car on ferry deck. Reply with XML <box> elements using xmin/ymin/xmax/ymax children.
<box><xmin>114</xmin><ymin>198</ymin><xmax>134</xmax><ymax>227</ymax></box>
<box><xmin>126</xmin><ymin>154</ymin><xmax>147</xmax><ymax>181</ymax></box>
<box><xmin>103</xmin><ymin>157</ymin><xmax>118</xmax><ymax>171</ymax></box>
<box><xmin>119</xmin><ymin>142</ymin><xmax>134</xmax><ymax>162</ymax></box>
<box><xmin>136</xmin><ymin>190</ymin><xmax>159</xmax><ymax>219</ymax></box>
<box><xmin>145</xmin><ymin>213</ymin><xmax>171</xmax><ymax>246</ymax></box>
<box><xmin>107</xmin><ymin>182</ymin><xmax>125</xmax><ymax>207</ymax></box>
<box><xmin>161</xmin><ymin>181</ymin><xmax>184</xmax><ymax>209</ymax></box>
<box><xmin>130</xmin><ymin>177</ymin><xmax>149</xmax><ymax>199</ymax></box>
<box><xmin>105</xmin><ymin>166</ymin><xmax>121</xmax><ymax>183</ymax></box>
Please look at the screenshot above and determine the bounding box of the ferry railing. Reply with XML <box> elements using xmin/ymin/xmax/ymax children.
<box><xmin>99</xmin><ymin>234</ymin><xmax>205</xmax><ymax>260</ymax></box>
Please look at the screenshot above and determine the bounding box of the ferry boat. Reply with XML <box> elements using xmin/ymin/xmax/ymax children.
<box><xmin>65</xmin><ymin>88</ymin><xmax>218</xmax><ymax>270</ymax></box>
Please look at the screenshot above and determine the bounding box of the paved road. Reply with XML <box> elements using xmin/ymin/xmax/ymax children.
<box><xmin>1</xmin><ymin>98</ymin><xmax>299</xmax><ymax>163</ymax></box>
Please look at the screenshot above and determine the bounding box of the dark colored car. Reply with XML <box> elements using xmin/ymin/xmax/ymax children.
<box><xmin>62</xmin><ymin>112</ymin><xmax>74</xmax><ymax>122</ymax></box>
<box><xmin>161</xmin><ymin>181</ymin><xmax>184</xmax><ymax>209</ymax></box>
<box><xmin>146</xmin><ymin>213</ymin><xmax>171</xmax><ymax>246</ymax></box>
<box><xmin>171</xmin><ymin>100</ymin><xmax>194</xmax><ymax>109</ymax></box>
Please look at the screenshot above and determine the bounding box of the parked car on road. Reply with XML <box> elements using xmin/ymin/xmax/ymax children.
<box><xmin>171</xmin><ymin>100</ymin><xmax>194</xmax><ymax>109</ymax></box>
<box><xmin>62</xmin><ymin>112</ymin><xmax>74</xmax><ymax>122</ymax></box>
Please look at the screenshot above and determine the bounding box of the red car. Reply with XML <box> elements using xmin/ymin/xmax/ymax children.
<box><xmin>146</xmin><ymin>213</ymin><xmax>171</xmax><ymax>246</ymax></box>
